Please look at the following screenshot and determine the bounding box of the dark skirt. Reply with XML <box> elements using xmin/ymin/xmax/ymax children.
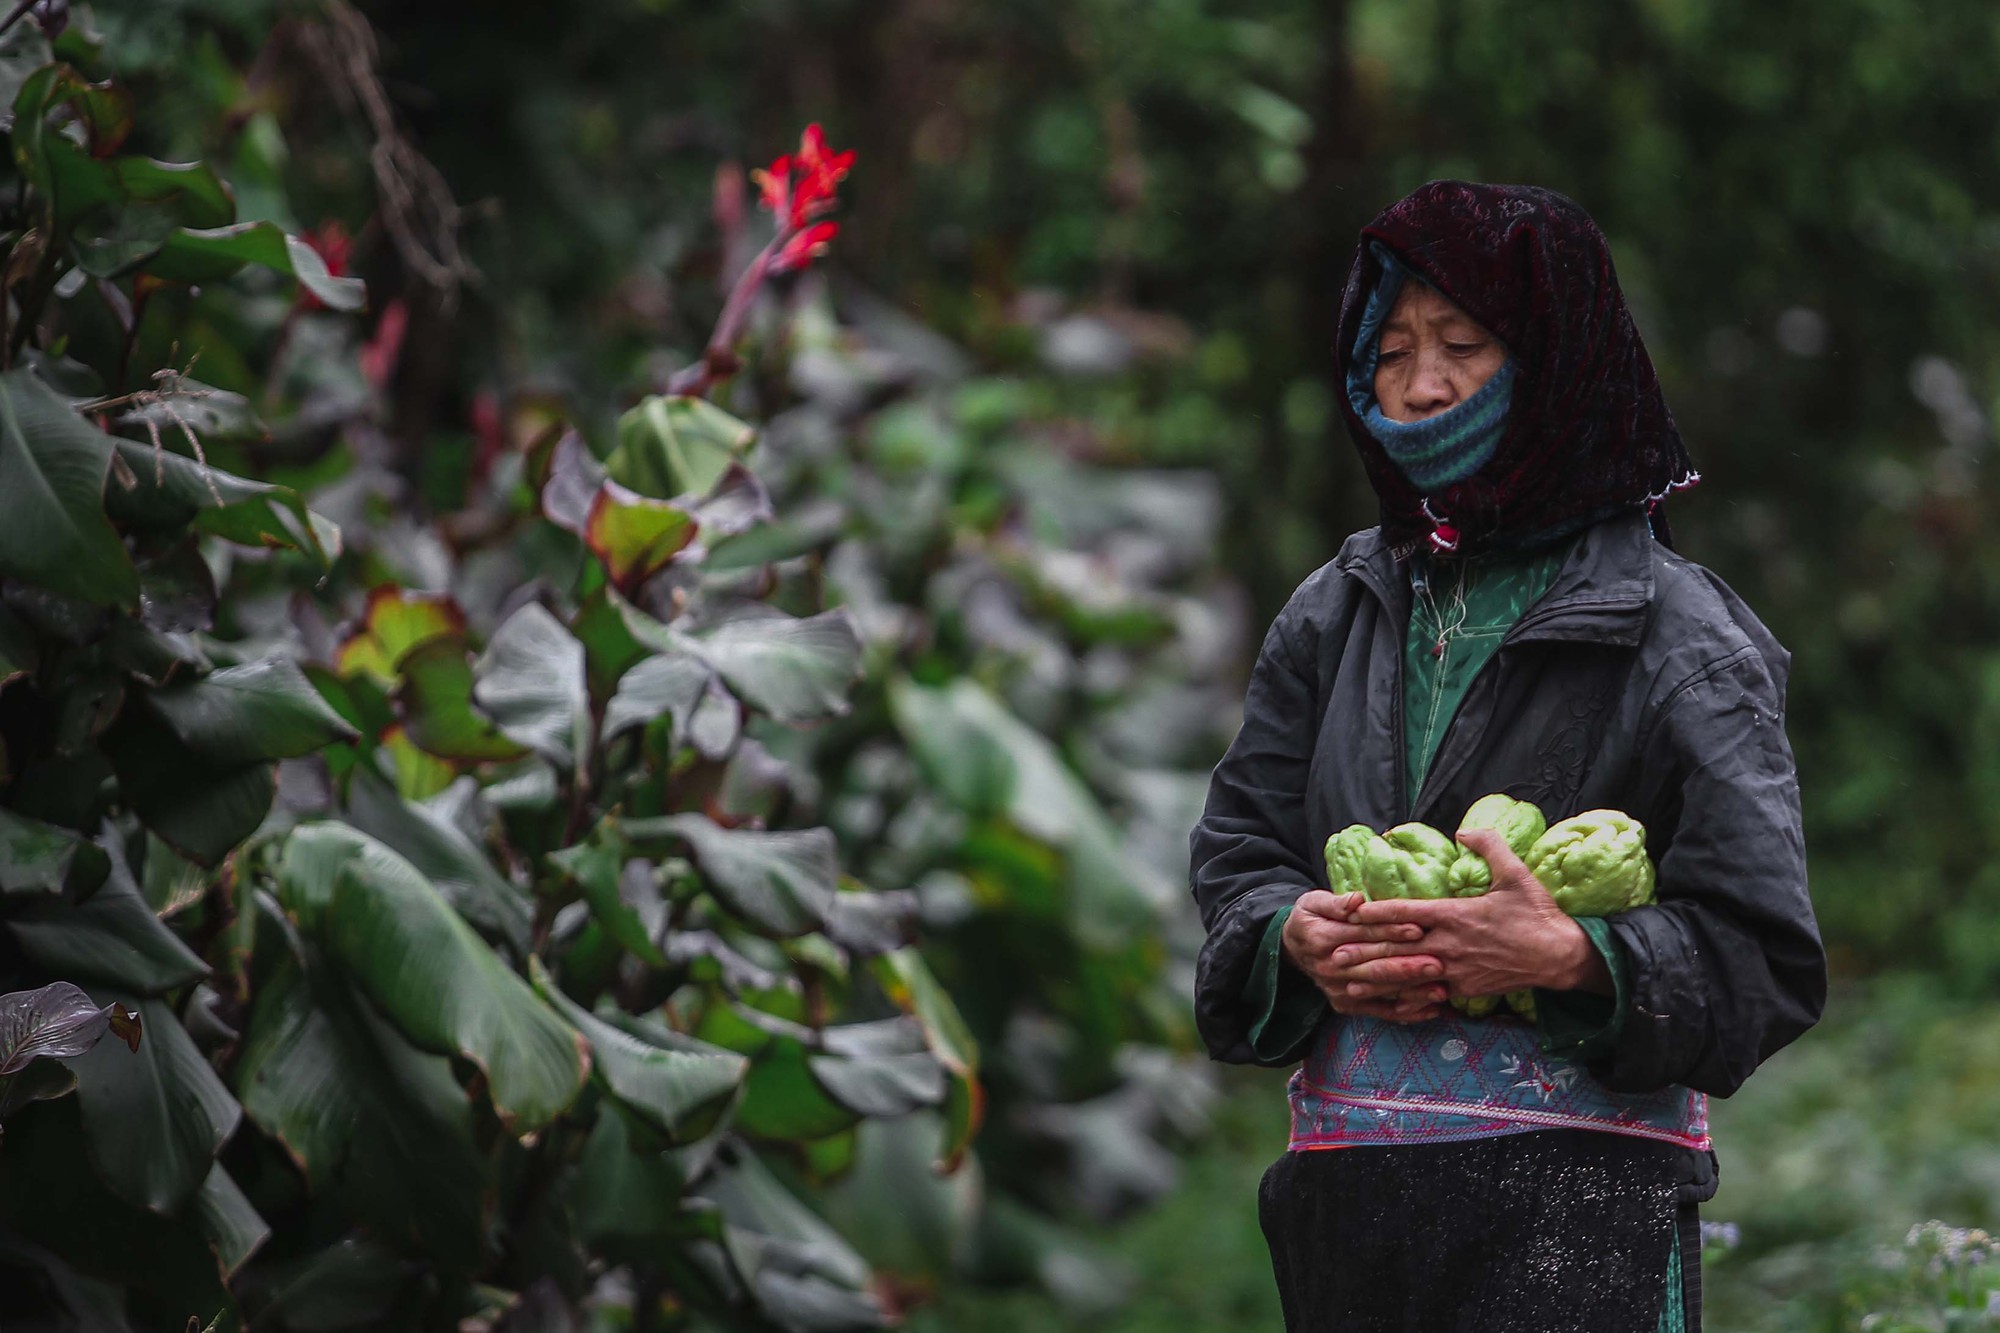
<box><xmin>1257</xmin><ymin>1131</ymin><xmax>1701</xmax><ymax>1332</ymax></box>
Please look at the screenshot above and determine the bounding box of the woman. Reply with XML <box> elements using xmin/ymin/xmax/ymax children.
<box><xmin>1188</xmin><ymin>181</ymin><xmax>1826</xmax><ymax>1332</ymax></box>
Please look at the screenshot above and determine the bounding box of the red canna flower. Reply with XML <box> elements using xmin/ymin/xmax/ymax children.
<box><xmin>769</xmin><ymin>220</ymin><xmax>839</xmax><ymax>275</ymax></box>
<box><xmin>751</xmin><ymin>124</ymin><xmax>854</xmax><ymax>233</ymax></box>
<box><xmin>750</xmin><ymin>155</ymin><xmax>792</xmax><ymax>217</ymax></box>
<box><xmin>673</xmin><ymin>125</ymin><xmax>854</xmax><ymax>397</ymax></box>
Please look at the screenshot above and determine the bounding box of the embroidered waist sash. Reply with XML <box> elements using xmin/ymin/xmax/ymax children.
<box><xmin>1289</xmin><ymin>1011</ymin><xmax>1710</xmax><ymax>1151</ymax></box>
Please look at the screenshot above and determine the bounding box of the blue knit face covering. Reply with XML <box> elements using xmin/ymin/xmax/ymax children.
<box><xmin>1346</xmin><ymin>242</ymin><xmax>1516</xmax><ymax>493</ymax></box>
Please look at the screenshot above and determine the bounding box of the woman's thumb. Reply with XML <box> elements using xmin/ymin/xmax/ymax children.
<box><xmin>1457</xmin><ymin>826</ymin><xmax>1533</xmax><ymax>888</ymax></box>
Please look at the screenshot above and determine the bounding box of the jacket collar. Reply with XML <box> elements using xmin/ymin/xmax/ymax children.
<box><xmin>1338</xmin><ymin>509</ymin><xmax>1657</xmax><ymax>647</ymax></box>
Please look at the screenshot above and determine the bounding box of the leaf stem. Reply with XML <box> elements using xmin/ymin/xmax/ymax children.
<box><xmin>667</xmin><ymin>228</ymin><xmax>786</xmax><ymax>401</ymax></box>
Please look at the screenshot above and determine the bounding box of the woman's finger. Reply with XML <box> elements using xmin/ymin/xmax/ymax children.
<box><xmin>1293</xmin><ymin>890</ymin><xmax>1350</xmax><ymax>921</ymax></box>
<box><xmin>1349</xmin><ymin>897</ymin><xmax>1460</xmax><ymax>928</ymax></box>
<box><xmin>1328</xmin><ymin>939</ymin><xmax>1433</xmax><ymax>968</ymax></box>
<box><xmin>1301</xmin><ymin>920</ymin><xmax>1426</xmax><ymax>955</ymax></box>
<box><xmin>1335</xmin><ymin>955</ymin><xmax>1443</xmax><ymax>988</ymax></box>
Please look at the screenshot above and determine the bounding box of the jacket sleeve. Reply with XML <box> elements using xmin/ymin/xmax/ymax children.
<box><xmin>1600</xmin><ymin>644</ymin><xmax>1827</xmax><ymax>1096</ymax></box>
<box><xmin>1189</xmin><ymin>609</ymin><xmax>1328</xmax><ymax>1066</ymax></box>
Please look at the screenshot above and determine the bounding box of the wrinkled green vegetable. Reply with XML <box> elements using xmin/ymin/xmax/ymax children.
<box><xmin>1323</xmin><ymin>823</ymin><xmax>1377</xmax><ymax>899</ymax></box>
<box><xmin>1445</xmin><ymin>793</ymin><xmax>1548</xmax><ymax>896</ymax></box>
<box><xmin>1364</xmin><ymin>822</ymin><xmax>1459</xmax><ymax>900</ymax></box>
<box><xmin>1457</xmin><ymin>994</ymin><xmax>1505</xmax><ymax>1019</ymax></box>
<box><xmin>1525</xmin><ymin>809</ymin><xmax>1656</xmax><ymax>917</ymax></box>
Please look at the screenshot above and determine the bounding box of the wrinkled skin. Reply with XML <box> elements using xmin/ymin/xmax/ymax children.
<box><xmin>1372</xmin><ymin>280</ymin><xmax>1510</xmax><ymax>424</ymax></box>
<box><xmin>1281</xmin><ymin>890</ymin><xmax>1447</xmax><ymax>1023</ymax></box>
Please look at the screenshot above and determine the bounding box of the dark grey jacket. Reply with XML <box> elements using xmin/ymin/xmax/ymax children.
<box><xmin>1189</xmin><ymin>510</ymin><xmax>1826</xmax><ymax>1097</ymax></box>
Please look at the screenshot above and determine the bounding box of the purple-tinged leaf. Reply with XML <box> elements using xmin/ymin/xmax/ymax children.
<box><xmin>0</xmin><ymin>980</ymin><xmax>140</xmax><ymax>1074</ymax></box>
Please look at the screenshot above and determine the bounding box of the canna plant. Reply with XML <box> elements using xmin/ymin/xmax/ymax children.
<box><xmin>0</xmin><ymin>19</ymin><xmax>983</xmax><ymax>1321</ymax></box>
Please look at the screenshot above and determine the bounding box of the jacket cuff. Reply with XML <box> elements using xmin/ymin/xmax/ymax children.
<box><xmin>1534</xmin><ymin>915</ymin><xmax>1630</xmax><ymax>1065</ymax></box>
<box><xmin>1244</xmin><ymin>905</ymin><xmax>1327</xmax><ymax>1063</ymax></box>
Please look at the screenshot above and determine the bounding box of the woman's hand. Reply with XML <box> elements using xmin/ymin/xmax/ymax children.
<box><xmin>1341</xmin><ymin>828</ymin><xmax>1611</xmax><ymax>1000</ymax></box>
<box><xmin>1282</xmin><ymin>890</ymin><xmax>1448</xmax><ymax>1022</ymax></box>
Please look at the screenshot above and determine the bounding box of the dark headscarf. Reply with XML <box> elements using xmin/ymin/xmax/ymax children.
<box><xmin>1333</xmin><ymin>181</ymin><xmax>1699</xmax><ymax>555</ymax></box>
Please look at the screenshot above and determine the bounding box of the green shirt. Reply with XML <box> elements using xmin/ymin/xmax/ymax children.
<box><xmin>1241</xmin><ymin>536</ymin><xmax>1631</xmax><ymax>1064</ymax></box>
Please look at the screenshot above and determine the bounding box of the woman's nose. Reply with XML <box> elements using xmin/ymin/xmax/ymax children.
<box><xmin>1402</xmin><ymin>353</ymin><xmax>1459</xmax><ymax>417</ymax></box>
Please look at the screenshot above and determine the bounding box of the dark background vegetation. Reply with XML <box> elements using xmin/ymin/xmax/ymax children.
<box><xmin>9</xmin><ymin>0</ymin><xmax>2000</xmax><ymax>1328</ymax></box>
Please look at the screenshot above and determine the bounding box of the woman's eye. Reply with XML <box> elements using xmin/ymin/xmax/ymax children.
<box><xmin>1378</xmin><ymin>348</ymin><xmax>1410</xmax><ymax>364</ymax></box>
<box><xmin>1446</xmin><ymin>341</ymin><xmax>1486</xmax><ymax>356</ymax></box>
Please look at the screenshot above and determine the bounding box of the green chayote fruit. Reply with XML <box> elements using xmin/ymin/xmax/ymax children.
<box><xmin>1323</xmin><ymin>824</ymin><xmax>1379</xmax><ymax>899</ymax></box>
<box><xmin>1362</xmin><ymin>822</ymin><xmax>1459</xmax><ymax>900</ymax></box>
<box><xmin>1524</xmin><ymin>809</ymin><xmax>1656</xmax><ymax>916</ymax></box>
<box><xmin>1504</xmin><ymin>989</ymin><xmax>1538</xmax><ymax>1022</ymax></box>
<box><xmin>1445</xmin><ymin>793</ymin><xmax>1548</xmax><ymax>897</ymax></box>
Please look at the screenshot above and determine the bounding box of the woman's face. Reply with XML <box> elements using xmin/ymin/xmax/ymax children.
<box><xmin>1373</xmin><ymin>282</ymin><xmax>1508</xmax><ymax>423</ymax></box>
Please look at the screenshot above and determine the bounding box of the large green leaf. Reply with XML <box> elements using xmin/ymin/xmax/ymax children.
<box><xmin>134</xmin><ymin>536</ymin><xmax>218</xmax><ymax>638</ymax></box>
<box><xmin>0</xmin><ymin>807</ymin><xmax>110</xmax><ymax>897</ymax></box>
<box><xmin>585</xmin><ymin>480</ymin><xmax>698</xmax><ymax>593</ymax></box>
<box><xmin>115</xmin><ymin>378</ymin><xmax>267</xmax><ymax>449</ymax></box>
<box><xmin>101</xmin><ymin>707</ymin><xmax>277</xmax><ymax>868</ymax></box>
<box><xmin>68</xmin><ymin>988</ymin><xmax>239</xmax><ymax>1215</ymax></box>
<box><xmin>530</xmin><ymin>959</ymin><xmax>746</xmax><ymax>1143</ymax></box>
<box><xmin>817</xmin><ymin>1111</ymin><xmax>980</xmax><ymax>1284</ymax></box>
<box><xmin>194</xmin><ymin>1162</ymin><xmax>270</xmax><ymax>1281</ymax></box>
<box><xmin>566</xmin><ymin>1103</ymin><xmax>704</xmax><ymax>1251</ymax></box>
<box><xmin>315</xmin><ymin>827</ymin><xmax>588</xmax><ymax>1134</ymax></box>
<box><xmin>672</xmin><ymin>608</ymin><xmax>863</xmax><ymax>724</ymax></box>
<box><xmin>538</xmin><ymin>428</ymin><xmax>606</xmax><ymax>535</ymax></box>
<box><xmin>547</xmin><ymin>821</ymin><xmax>667</xmax><ymax>967</ymax></box>
<box><xmin>343</xmin><ymin>768</ymin><xmax>532</xmax><ymax>953</ymax></box>
<box><xmin>473</xmin><ymin>602</ymin><xmax>590</xmax><ymax>770</ymax></box>
<box><xmin>701</xmin><ymin>1149</ymin><xmax>883</xmax><ymax>1325</ymax></box>
<box><xmin>871</xmin><ymin>949</ymin><xmax>983</xmax><ymax>1171</ymax></box>
<box><xmin>602</xmin><ymin>650</ymin><xmax>711</xmax><ymax>743</ymax></box>
<box><xmin>247</xmin><ymin>1237</ymin><xmax>417</xmax><ymax>1333</ymax></box>
<box><xmin>808</xmin><ymin>1019</ymin><xmax>948</xmax><ymax>1120</ymax></box>
<box><xmin>104</xmin><ymin>432</ymin><xmax>337</xmax><ymax>564</ymax></box>
<box><xmin>607</xmin><ymin>394</ymin><xmax>756</xmax><ymax>499</ymax></box>
<box><xmin>396</xmin><ymin>636</ymin><xmax>530</xmax><ymax>762</ymax></box>
<box><xmin>7</xmin><ymin>841</ymin><xmax>209</xmax><ymax>992</ymax></box>
<box><xmin>888</xmin><ymin>676</ymin><xmax>1168</xmax><ymax>949</ymax></box>
<box><xmin>144</xmin><ymin>222</ymin><xmax>367</xmax><ymax>311</ymax></box>
<box><xmin>694</xmin><ymin>1003</ymin><xmax>943</xmax><ymax>1145</ymax></box>
<box><xmin>143</xmin><ymin>657</ymin><xmax>358</xmax><ymax>767</ymax></box>
<box><xmin>235</xmin><ymin>955</ymin><xmax>489</xmax><ymax>1272</ymax></box>
<box><xmin>0</xmin><ymin>367</ymin><xmax>137</xmax><ymax>608</ymax></box>
<box><xmin>871</xmin><ymin>950</ymin><xmax>978</xmax><ymax>1078</ymax></box>
<box><xmin>885</xmin><ymin>676</ymin><xmax>1014</xmax><ymax>817</ymax></box>
<box><xmin>273</xmin><ymin>822</ymin><xmax>363</xmax><ymax>934</ymax></box>
<box><xmin>334</xmin><ymin>586</ymin><xmax>467</xmax><ymax>684</ymax></box>
<box><xmin>624</xmin><ymin>814</ymin><xmax>838</xmax><ymax>937</ymax></box>
<box><xmin>572</xmin><ymin>584</ymin><xmax>655</xmax><ymax>703</ymax></box>
<box><xmin>0</xmin><ymin>1096</ymin><xmax>239</xmax><ymax>1323</ymax></box>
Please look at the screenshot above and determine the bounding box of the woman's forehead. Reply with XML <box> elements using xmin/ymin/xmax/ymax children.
<box><xmin>1382</xmin><ymin>282</ymin><xmax>1484</xmax><ymax>334</ymax></box>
